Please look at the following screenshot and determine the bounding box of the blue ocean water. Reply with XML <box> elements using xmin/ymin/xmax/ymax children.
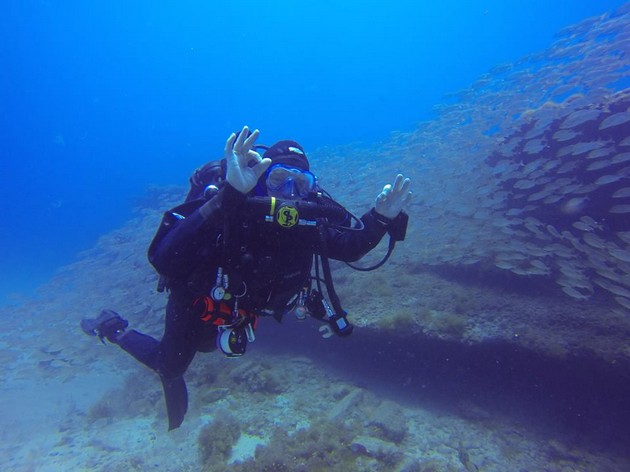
<box><xmin>0</xmin><ymin>0</ymin><xmax>627</xmax><ymax>305</ymax></box>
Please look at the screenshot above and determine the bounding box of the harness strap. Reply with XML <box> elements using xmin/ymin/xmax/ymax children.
<box><xmin>315</xmin><ymin>221</ymin><xmax>354</xmax><ymax>337</ymax></box>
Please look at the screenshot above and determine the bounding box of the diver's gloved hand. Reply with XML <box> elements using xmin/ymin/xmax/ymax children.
<box><xmin>375</xmin><ymin>173</ymin><xmax>412</xmax><ymax>219</ymax></box>
<box><xmin>224</xmin><ymin>125</ymin><xmax>272</xmax><ymax>194</ymax></box>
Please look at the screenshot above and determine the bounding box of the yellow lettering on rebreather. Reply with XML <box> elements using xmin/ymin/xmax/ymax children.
<box><xmin>277</xmin><ymin>206</ymin><xmax>299</xmax><ymax>228</ymax></box>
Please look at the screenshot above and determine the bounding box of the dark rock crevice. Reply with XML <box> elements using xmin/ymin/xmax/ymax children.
<box><xmin>255</xmin><ymin>317</ymin><xmax>630</xmax><ymax>458</ymax></box>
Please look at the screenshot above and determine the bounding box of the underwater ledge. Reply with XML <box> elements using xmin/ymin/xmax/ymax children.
<box><xmin>255</xmin><ymin>316</ymin><xmax>630</xmax><ymax>459</ymax></box>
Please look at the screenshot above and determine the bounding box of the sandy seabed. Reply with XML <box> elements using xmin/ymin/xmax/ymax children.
<box><xmin>1</xmin><ymin>201</ymin><xmax>629</xmax><ymax>472</ymax></box>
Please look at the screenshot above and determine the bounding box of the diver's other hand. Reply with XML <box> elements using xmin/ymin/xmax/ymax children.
<box><xmin>375</xmin><ymin>174</ymin><xmax>412</xmax><ymax>219</ymax></box>
<box><xmin>224</xmin><ymin>125</ymin><xmax>272</xmax><ymax>194</ymax></box>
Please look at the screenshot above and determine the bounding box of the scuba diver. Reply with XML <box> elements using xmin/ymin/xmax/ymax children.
<box><xmin>81</xmin><ymin>126</ymin><xmax>412</xmax><ymax>430</ymax></box>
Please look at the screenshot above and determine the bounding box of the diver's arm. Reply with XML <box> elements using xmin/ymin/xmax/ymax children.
<box><xmin>149</xmin><ymin>126</ymin><xmax>270</xmax><ymax>278</ymax></box>
<box><xmin>326</xmin><ymin>174</ymin><xmax>411</xmax><ymax>262</ymax></box>
<box><xmin>325</xmin><ymin>209</ymin><xmax>388</xmax><ymax>262</ymax></box>
<box><xmin>148</xmin><ymin>210</ymin><xmax>214</xmax><ymax>279</ymax></box>
<box><xmin>148</xmin><ymin>184</ymin><xmax>244</xmax><ymax>278</ymax></box>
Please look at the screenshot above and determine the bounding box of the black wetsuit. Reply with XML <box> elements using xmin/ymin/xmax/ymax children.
<box><xmin>115</xmin><ymin>184</ymin><xmax>388</xmax><ymax>429</ymax></box>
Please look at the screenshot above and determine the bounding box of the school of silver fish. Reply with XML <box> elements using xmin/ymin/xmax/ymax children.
<box><xmin>372</xmin><ymin>3</ymin><xmax>630</xmax><ymax>313</ymax></box>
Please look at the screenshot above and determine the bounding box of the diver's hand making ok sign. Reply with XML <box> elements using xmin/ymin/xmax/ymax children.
<box><xmin>225</xmin><ymin>125</ymin><xmax>272</xmax><ymax>194</ymax></box>
<box><xmin>375</xmin><ymin>174</ymin><xmax>412</xmax><ymax>219</ymax></box>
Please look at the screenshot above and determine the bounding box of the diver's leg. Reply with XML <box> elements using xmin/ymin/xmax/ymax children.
<box><xmin>152</xmin><ymin>298</ymin><xmax>208</xmax><ymax>429</ymax></box>
<box><xmin>82</xmin><ymin>309</ymin><xmax>163</xmax><ymax>369</ymax></box>
<box><xmin>115</xmin><ymin>330</ymin><xmax>161</xmax><ymax>369</ymax></box>
<box><xmin>160</xmin><ymin>375</ymin><xmax>188</xmax><ymax>430</ymax></box>
<box><xmin>82</xmin><ymin>301</ymin><xmax>201</xmax><ymax>430</ymax></box>
<box><xmin>81</xmin><ymin>309</ymin><xmax>128</xmax><ymax>343</ymax></box>
<box><xmin>104</xmin><ymin>322</ymin><xmax>191</xmax><ymax>430</ymax></box>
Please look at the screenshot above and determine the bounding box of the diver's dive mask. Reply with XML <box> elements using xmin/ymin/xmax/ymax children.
<box><xmin>265</xmin><ymin>164</ymin><xmax>317</xmax><ymax>199</ymax></box>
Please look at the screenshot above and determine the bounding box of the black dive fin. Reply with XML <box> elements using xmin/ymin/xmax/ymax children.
<box><xmin>160</xmin><ymin>375</ymin><xmax>188</xmax><ymax>430</ymax></box>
